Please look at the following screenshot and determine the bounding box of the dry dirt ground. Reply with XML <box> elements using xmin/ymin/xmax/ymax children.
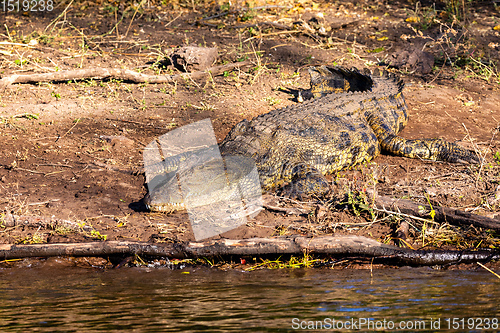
<box><xmin>0</xmin><ymin>0</ymin><xmax>499</xmax><ymax>266</ymax></box>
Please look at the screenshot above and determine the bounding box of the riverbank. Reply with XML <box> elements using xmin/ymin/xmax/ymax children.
<box><xmin>0</xmin><ymin>0</ymin><xmax>499</xmax><ymax>269</ymax></box>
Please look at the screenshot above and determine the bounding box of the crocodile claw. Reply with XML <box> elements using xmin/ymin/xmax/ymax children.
<box><xmin>437</xmin><ymin>142</ymin><xmax>480</xmax><ymax>164</ymax></box>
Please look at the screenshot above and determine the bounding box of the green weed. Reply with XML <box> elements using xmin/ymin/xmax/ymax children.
<box><xmin>263</xmin><ymin>96</ymin><xmax>281</xmax><ymax>106</ymax></box>
<box><xmin>494</xmin><ymin>151</ymin><xmax>500</xmax><ymax>165</ymax></box>
<box><xmin>90</xmin><ymin>229</ymin><xmax>108</xmax><ymax>241</ymax></box>
<box><xmin>245</xmin><ymin>253</ymin><xmax>320</xmax><ymax>271</ymax></box>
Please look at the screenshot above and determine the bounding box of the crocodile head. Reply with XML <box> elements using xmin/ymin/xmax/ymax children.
<box><xmin>145</xmin><ymin>155</ymin><xmax>261</xmax><ymax>213</ymax></box>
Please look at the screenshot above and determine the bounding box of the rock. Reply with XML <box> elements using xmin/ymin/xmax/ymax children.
<box><xmin>388</xmin><ymin>47</ymin><xmax>434</xmax><ymax>75</ymax></box>
<box><xmin>100</xmin><ymin>135</ymin><xmax>135</xmax><ymax>149</ymax></box>
<box><xmin>171</xmin><ymin>46</ymin><xmax>218</xmax><ymax>72</ymax></box>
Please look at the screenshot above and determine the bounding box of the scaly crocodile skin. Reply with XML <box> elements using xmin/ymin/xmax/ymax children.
<box><xmin>145</xmin><ymin>66</ymin><xmax>477</xmax><ymax>212</ymax></box>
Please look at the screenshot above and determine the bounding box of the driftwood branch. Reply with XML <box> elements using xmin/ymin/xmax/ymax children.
<box><xmin>262</xmin><ymin>191</ymin><xmax>500</xmax><ymax>231</ymax></box>
<box><xmin>0</xmin><ymin>60</ymin><xmax>251</xmax><ymax>88</ymax></box>
<box><xmin>0</xmin><ymin>236</ymin><xmax>497</xmax><ymax>266</ymax></box>
<box><xmin>373</xmin><ymin>195</ymin><xmax>500</xmax><ymax>231</ymax></box>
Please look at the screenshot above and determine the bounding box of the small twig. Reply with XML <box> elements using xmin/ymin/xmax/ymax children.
<box><xmin>243</xmin><ymin>30</ymin><xmax>301</xmax><ymax>43</ymax></box>
<box><xmin>44</xmin><ymin>170</ymin><xmax>66</xmax><ymax>176</ymax></box>
<box><xmin>199</xmin><ymin>5</ymin><xmax>291</xmax><ymax>23</ymax></box>
<box><xmin>427</xmin><ymin>60</ymin><xmax>447</xmax><ymax>85</ymax></box>
<box><xmin>164</xmin><ymin>12</ymin><xmax>182</xmax><ymax>28</ymax></box>
<box><xmin>460</xmin><ymin>123</ymin><xmax>484</xmax><ymax>187</ymax></box>
<box><xmin>56</xmin><ymin>119</ymin><xmax>80</xmax><ymax>142</ymax></box>
<box><xmin>249</xmin><ymin>5</ymin><xmax>292</xmax><ymax>11</ymax></box>
<box><xmin>105</xmin><ymin>117</ymin><xmax>172</xmax><ymax>130</ymax></box>
<box><xmin>199</xmin><ymin>11</ymin><xmax>230</xmax><ymax>21</ymax></box>
<box><xmin>114</xmin><ymin>6</ymin><xmax>119</xmax><ymax>37</ymax></box>
<box><xmin>233</xmin><ymin>21</ymin><xmax>291</xmax><ymax>30</ymax></box>
<box><xmin>124</xmin><ymin>1</ymin><xmax>143</xmax><ymax>38</ymax></box>
<box><xmin>44</xmin><ymin>0</ymin><xmax>74</xmax><ymax>34</ymax></box>
<box><xmin>424</xmin><ymin>172</ymin><xmax>454</xmax><ymax>181</ymax></box>
<box><xmin>263</xmin><ymin>203</ymin><xmax>307</xmax><ymax>215</ymax></box>
<box><xmin>37</xmin><ymin>163</ymin><xmax>73</xmax><ymax>168</ymax></box>
<box><xmin>373</xmin><ymin>205</ymin><xmax>436</xmax><ymax>224</ymax></box>
<box><xmin>89</xmin><ymin>161</ymin><xmax>142</xmax><ymax>175</ymax></box>
<box><xmin>103</xmin><ymin>12</ymin><xmax>125</xmax><ymax>38</ymax></box>
<box><xmin>477</xmin><ymin>262</ymin><xmax>500</xmax><ymax>279</ymax></box>
<box><xmin>0</xmin><ymin>113</ymin><xmax>38</xmax><ymax>119</ymax></box>
<box><xmin>10</xmin><ymin>167</ymin><xmax>45</xmax><ymax>174</ymax></box>
<box><xmin>0</xmin><ymin>42</ymin><xmax>34</xmax><ymax>47</ymax></box>
<box><xmin>27</xmin><ymin>199</ymin><xmax>61</xmax><ymax>206</ymax></box>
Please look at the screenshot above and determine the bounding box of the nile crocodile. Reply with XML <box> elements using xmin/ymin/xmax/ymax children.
<box><xmin>145</xmin><ymin>66</ymin><xmax>478</xmax><ymax>212</ymax></box>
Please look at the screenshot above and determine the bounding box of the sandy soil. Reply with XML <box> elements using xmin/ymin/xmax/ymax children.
<box><xmin>0</xmin><ymin>0</ymin><xmax>499</xmax><ymax>262</ymax></box>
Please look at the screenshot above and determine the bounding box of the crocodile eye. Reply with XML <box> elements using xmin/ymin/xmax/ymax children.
<box><xmin>398</xmin><ymin>121</ymin><xmax>405</xmax><ymax>133</ymax></box>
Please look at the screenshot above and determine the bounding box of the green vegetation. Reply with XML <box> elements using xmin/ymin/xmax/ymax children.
<box><xmin>245</xmin><ymin>253</ymin><xmax>320</xmax><ymax>270</ymax></box>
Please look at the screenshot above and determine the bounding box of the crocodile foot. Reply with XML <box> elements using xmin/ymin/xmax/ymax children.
<box><xmin>281</xmin><ymin>164</ymin><xmax>330</xmax><ymax>200</ymax></box>
<box><xmin>432</xmin><ymin>139</ymin><xmax>480</xmax><ymax>164</ymax></box>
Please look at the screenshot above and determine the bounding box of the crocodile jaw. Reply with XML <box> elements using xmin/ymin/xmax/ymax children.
<box><xmin>144</xmin><ymin>192</ymin><xmax>186</xmax><ymax>213</ymax></box>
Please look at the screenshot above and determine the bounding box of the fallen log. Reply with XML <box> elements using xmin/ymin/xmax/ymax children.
<box><xmin>373</xmin><ymin>195</ymin><xmax>500</xmax><ymax>231</ymax></box>
<box><xmin>0</xmin><ymin>236</ymin><xmax>498</xmax><ymax>266</ymax></box>
<box><xmin>0</xmin><ymin>60</ymin><xmax>251</xmax><ymax>88</ymax></box>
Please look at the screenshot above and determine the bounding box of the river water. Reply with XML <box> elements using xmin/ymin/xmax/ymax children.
<box><xmin>0</xmin><ymin>265</ymin><xmax>498</xmax><ymax>332</ymax></box>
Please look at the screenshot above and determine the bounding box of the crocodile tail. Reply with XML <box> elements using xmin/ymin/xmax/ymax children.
<box><xmin>369</xmin><ymin>67</ymin><xmax>405</xmax><ymax>96</ymax></box>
